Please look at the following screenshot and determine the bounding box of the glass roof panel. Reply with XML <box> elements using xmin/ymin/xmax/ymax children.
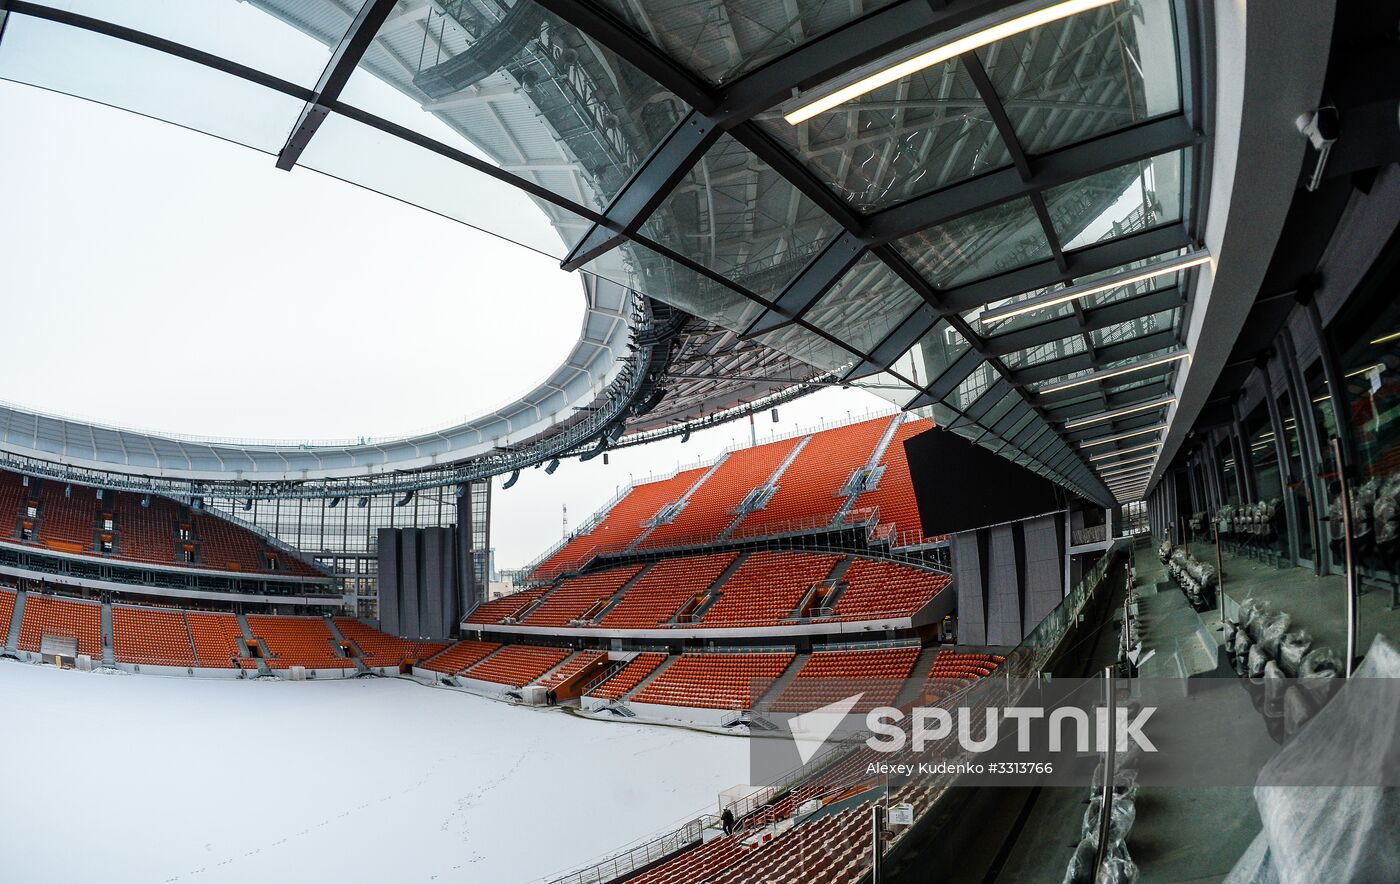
<box><xmin>347</xmin><ymin>0</ymin><xmax>687</xmax><ymax>213</ymax></box>
<box><xmin>757</xmin><ymin>56</ymin><xmax>1011</xmax><ymax>212</ymax></box>
<box><xmin>43</xmin><ymin>0</ymin><xmax>352</xmax><ymax>86</ymax></box>
<box><xmin>1002</xmin><ymin>334</ymin><xmax>1088</xmax><ymax>370</ymax></box>
<box><xmin>595</xmin><ymin>0</ymin><xmax>898</xmax><ymax>85</ymax></box>
<box><xmin>0</xmin><ymin>12</ymin><xmax>303</xmax><ymax>152</ymax></box>
<box><xmin>1044</xmin><ymin>150</ymin><xmax>1186</xmax><ymax>251</ymax></box>
<box><xmin>643</xmin><ymin>134</ymin><xmax>840</xmax><ymax>299</ymax></box>
<box><xmin>974</xmin><ymin>0</ymin><xmax>1181</xmax><ymax>156</ymax></box>
<box><xmin>806</xmin><ymin>255</ymin><xmax>923</xmax><ymax>356</ymax></box>
<box><xmin>582</xmin><ymin>238</ymin><xmax>767</xmax><ymax>333</ymax></box>
<box><xmin>755</xmin><ymin>324</ymin><xmax>861</xmax><ymax>376</ymax></box>
<box><xmin>298</xmin><ymin>111</ymin><xmax>586</xmax><ymax>258</ymax></box>
<box><xmin>849</xmin><ymin>372</ymin><xmax>921</xmax><ymax>410</ymax></box>
<box><xmin>952</xmin><ymin>362</ymin><xmax>997</xmax><ymax>410</ymax></box>
<box><xmin>1091</xmin><ymin>308</ymin><xmax>1177</xmax><ymax>347</ymax></box>
<box><xmin>907</xmin><ymin>320</ymin><xmax>970</xmax><ymax>389</ymax></box>
<box><xmin>894</xmin><ymin>197</ymin><xmax>1051</xmax><ymax>288</ymax></box>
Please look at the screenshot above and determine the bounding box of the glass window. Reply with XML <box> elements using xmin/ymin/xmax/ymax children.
<box><xmin>643</xmin><ymin>134</ymin><xmax>840</xmax><ymax>299</ymax></box>
<box><xmin>805</xmin><ymin>255</ymin><xmax>923</xmax><ymax>355</ymax></box>
<box><xmin>906</xmin><ymin>320</ymin><xmax>970</xmax><ymax>389</ymax></box>
<box><xmin>0</xmin><ymin>13</ymin><xmax>304</xmax><ymax>152</ymax></box>
<box><xmin>1044</xmin><ymin>151</ymin><xmax>1187</xmax><ymax>252</ymax></box>
<box><xmin>1091</xmin><ymin>308</ymin><xmax>1177</xmax><ymax>348</ymax></box>
<box><xmin>1003</xmin><ymin>334</ymin><xmax>1088</xmax><ymax>370</ymax></box>
<box><xmin>344</xmin><ymin>0</ymin><xmax>687</xmax><ymax>213</ymax></box>
<box><xmin>595</xmin><ymin>0</ymin><xmax>899</xmax><ymax>85</ymax></box>
<box><xmin>974</xmin><ymin>0</ymin><xmax>1180</xmax><ymax>156</ymax></box>
<box><xmin>758</xmin><ymin>56</ymin><xmax>1010</xmax><ymax>212</ymax></box>
<box><xmin>895</xmin><ymin>197</ymin><xmax>1051</xmax><ymax>288</ymax></box>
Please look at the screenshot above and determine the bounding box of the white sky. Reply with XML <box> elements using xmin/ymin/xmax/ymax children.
<box><xmin>0</xmin><ymin>7</ymin><xmax>891</xmax><ymax>570</ymax></box>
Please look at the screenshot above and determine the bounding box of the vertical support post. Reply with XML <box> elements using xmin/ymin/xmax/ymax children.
<box><xmin>1333</xmin><ymin>437</ymin><xmax>1358</xmax><ymax>676</ymax></box>
<box><xmin>870</xmin><ymin>803</ymin><xmax>884</xmax><ymax>884</ymax></box>
<box><xmin>1093</xmin><ymin>665</ymin><xmax>1117</xmax><ymax>877</ymax></box>
<box><xmin>1215</xmin><ymin>523</ymin><xmax>1225</xmax><ymax>624</ymax></box>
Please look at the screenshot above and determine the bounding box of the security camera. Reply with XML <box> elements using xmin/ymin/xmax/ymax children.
<box><xmin>1295</xmin><ymin>107</ymin><xmax>1339</xmax><ymax>151</ymax></box>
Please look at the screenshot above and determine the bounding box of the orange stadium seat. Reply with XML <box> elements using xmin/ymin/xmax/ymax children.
<box><xmin>632</xmin><ymin>651</ymin><xmax>794</xmax><ymax>710</ymax></box>
<box><xmin>599</xmin><ymin>553</ymin><xmax>737</xmax><ymax>627</ymax></box>
<box><xmin>465</xmin><ymin>586</ymin><xmax>550</xmax><ymax>624</ymax></box>
<box><xmin>588</xmin><ymin>652</ymin><xmax>668</xmax><ymax>700</ymax></box>
<box><xmin>698</xmin><ymin>552</ymin><xmax>839</xmax><ymax>627</ymax></box>
<box><xmin>641</xmin><ymin>437</ymin><xmax>802</xmax><ymax>547</ymax></box>
<box><xmin>523</xmin><ymin>565</ymin><xmax>643</xmax><ymax>627</ymax></box>
<box><xmin>18</xmin><ymin>594</ymin><xmax>103</xmax><ymax>658</ymax></box>
<box><xmin>184</xmin><ymin>611</ymin><xmax>248</xmax><ymax>668</ymax></box>
<box><xmin>463</xmin><ymin>644</ymin><xmax>570</xmax><ymax>687</ymax></box>
<box><xmin>246</xmin><ymin>615</ymin><xmax>354</xmax><ymax>669</ymax></box>
<box><xmin>769</xmin><ymin>645</ymin><xmax>920</xmax><ymax>712</ymax></box>
<box><xmin>112</xmin><ymin>605</ymin><xmax>197</xmax><ymax>667</ymax></box>
<box><xmin>419</xmin><ymin>640</ymin><xmax>501</xmax><ymax>674</ymax></box>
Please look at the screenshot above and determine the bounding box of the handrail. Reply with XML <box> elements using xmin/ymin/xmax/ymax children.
<box><xmin>546</xmin><ymin>814</ymin><xmax>717</xmax><ymax>884</ymax></box>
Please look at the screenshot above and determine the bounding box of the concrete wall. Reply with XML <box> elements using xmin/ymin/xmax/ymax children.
<box><xmin>953</xmin><ymin>512</ymin><xmax>1067</xmax><ymax>647</ymax></box>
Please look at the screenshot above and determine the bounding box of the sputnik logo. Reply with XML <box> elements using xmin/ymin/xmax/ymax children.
<box><xmin>786</xmin><ymin>693</ymin><xmax>864</xmax><ymax>764</ymax></box>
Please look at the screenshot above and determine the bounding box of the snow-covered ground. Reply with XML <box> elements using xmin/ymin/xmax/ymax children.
<box><xmin>0</xmin><ymin>660</ymin><xmax>748</xmax><ymax>883</ymax></box>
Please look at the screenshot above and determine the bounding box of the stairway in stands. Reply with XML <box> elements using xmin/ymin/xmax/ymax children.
<box><xmin>617</xmin><ymin>653</ymin><xmax>679</xmax><ymax>703</ymax></box>
<box><xmin>718</xmin><ymin>434</ymin><xmax>813</xmax><ymax>540</ymax></box>
<box><xmin>833</xmin><ymin>414</ymin><xmax>905</xmax><ymax>525</ymax></box>
<box><xmin>324</xmin><ymin>616</ymin><xmax>369</xmax><ymax>673</ymax></box>
<box><xmin>99</xmin><ymin>601</ymin><xmax>115</xmax><ymax>665</ymax></box>
<box><xmin>627</xmin><ymin>454</ymin><xmax>730</xmax><ymax>551</ymax></box>
<box><xmin>755</xmin><ymin>652</ymin><xmax>809</xmax><ymax>712</ymax></box>
<box><xmin>894</xmin><ymin>645</ymin><xmax>946</xmax><ymax>707</ymax></box>
<box><xmin>3</xmin><ymin>589</ymin><xmax>25</xmax><ymax>652</ymax></box>
<box><xmin>235</xmin><ymin>613</ymin><xmax>271</xmax><ymax>676</ymax></box>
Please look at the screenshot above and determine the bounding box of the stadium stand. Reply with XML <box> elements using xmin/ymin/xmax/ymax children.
<box><xmin>632</xmin><ymin>650</ymin><xmax>794</xmax><ymax>710</ymax></box>
<box><xmin>820</xmin><ymin>558</ymin><xmax>951</xmax><ymax>621</ymax></box>
<box><xmin>246</xmin><ymin>615</ymin><xmax>354</xmax><ymax>669</ymax></box>
<box><xmin>0</xmin><ymin>472</ymin><xmax>25</xmax><ymax>539</ymax></box>
<box><xmin>334</xmin><ymin>618</ymin><xmax>446</xmax><ymax>666</ymax></box>
<box><xmin>419</xmin><ymin>640</ymin><xmax>501</xmax><ymax>675</ymax></box>
<box><xmin>698</xmin><ymin>552</ymin><xmax>839</xmax><ymax>627</ymax></box>
<box><xmin>769</xmin><ymin>644</ymin><xmax>920</xmax><ymax>712</ymax></box>
<box><xmin>0</xmin><ymin>468</ymin><xmax>324</xmax><ymax>577</ymax></box>
<box><xmin>536</xmin><ymin>650</ymin><xmax>607</xmax><ymax>691</ymax></box>
<box><xmin>36</xmin><ymin>481</ymin><xmax>98</xmax><ymax>553</ymax></box>
<box><xmin>530</xmin><ymin>467</ymin><xmax>708</xmax><ymax>579</ymax></box>
<box><xmin>0</xmin><ymin>586</ymin><xmax>15</xmax><ymax>642</ymax></box>
<box><xmin>735</xmin><ymin>416</ymin><xmax>892</xmax><ymax>533</ymax></box>
<box><xmin>466</xmin><ymin>587</ymin><xmax>550</xmax><ymax>624</ymax></box>
<box><xmin>921</xmin><ymin>650</ymin><xmax>1003</xmax><ymax>702</ymax></box>
<box><xmin>523</xmin><ymin>565</ymin><xmax>644</xmax><ymax>627</ymax></box>
<box><xmin>599</xmin><ymin>553</ymin><xmax>738</xmax><ymax>627</ymax></box>
<box><xmin>184</xmin><ymin>611</ymin><xmax>248</xmax><ymax>668</ymax></box>
<box><xmin>587</xmin><ymin>652</ymin><xmax>667</xmax><ymax>700</ymax></box>
<box><xmin>113</xmin><ymin>491</ymin><xmax>181</xmax><ymax>563</ymax></box>
<box><xmin>463</xmin><ymin>643</ymin><xmax>570</xmax><ymax>687</ymax></box>
<box><xmin>112</xmin><ymin>605</ymin><xmax>197</xmax><ymax>667</ymax></box>
<box><xmin>853</xmin><ymin>419</ymin><xmax>934</xmax><ymax>546</ymax></box>
<box><xmin>640</xmin><ymin>438</ymin><xmax>802</xmax><ymax>547</ymax></box>
<box><xmin>18</xmin><ymin>594</ymin><xmax>102</xmax><ymax>658</ymax></box>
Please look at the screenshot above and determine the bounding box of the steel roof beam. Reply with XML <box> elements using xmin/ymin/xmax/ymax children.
<box><xmin>562</xmin><ymin>110</ymin><xmax>721</xmax><ymax>271</ymax></box>
<box><xmin>1006</xmin><ymin>330</ymin><xmax>1179</xmax><ymax>386</ymax></box>
<box><xmin>1042</xmin><ymin>381</ymin><xmax>1175</xmax><ymax>421</ymax></box>
<box><xmin>981</xmin><ymin>285</ymin><xmax>1186</xmax><ymax>356</ymax></box>
<box><xmin>275</xmin><ymin>0</ymin><xmax>399</xmax><ymax>171</ymax></box>
<box><xmin>741</xmin><ymin>231</ymin><xmax>866</xmax><ymax>336</ymax></box>
<box><xmin>863</xmin><ymin>116</ymin><xmax>1198</xmax><ymax>245</ymax></box>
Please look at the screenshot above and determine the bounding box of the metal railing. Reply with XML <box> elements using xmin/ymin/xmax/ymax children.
<box><xmin>546</xmin><ymin>815</ymin><xmax>716</xmax><ymax>884</ymax></box>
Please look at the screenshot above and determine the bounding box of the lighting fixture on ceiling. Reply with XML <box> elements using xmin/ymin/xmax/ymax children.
<box><xmin>977</xmin><ymin>251</ymin><xmax>1211</xmax><ymax>326</ymax></box>
<box><xmin>1039</xmin><ymin>352</ymin><xmax>1190</xmax><ymax>395</ymax></box>
<box><xmin>1089</xmin><ymin>441</ymin><xmax>1160</xmax><ymax>461</ymax></box>
<box><xmin>1064</xmin><ymin>397</ymin><xmax>1177</xmax><ymax>430</ymax></box>
<box><xmin>1100</xmin><ymin>464</ymin><xmax>1155</xmax><ymax>481</ymax></box>
<box><xmin>782</xmin><ymin>0</ymin><xmax>1118</xmax><ymax>125</ymax></box>
<box><xmin>1370</xmin><ymin>330</ymin><xmax>1400</xmax><ymax>345</ymax></box>
<box><xmin>1078</xmin><ymin>423</ymin><xmax>1167</xmax><ymax>448</ymax></box>
<box><xmin>1098</xmin><ymin>456</ymin><xmax>1157</xmax><ymax>475</ymax></box>
<box><xmin>1344</xmin><ymin>363</ymin><xmax>1385</xmax><ymax>379</ymax></box>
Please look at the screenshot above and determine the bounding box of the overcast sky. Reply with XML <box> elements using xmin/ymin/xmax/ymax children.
<box><xmin>0</xmin><ymin>6</ymin><xmax>890</xmax><ymax>570</ymax></box>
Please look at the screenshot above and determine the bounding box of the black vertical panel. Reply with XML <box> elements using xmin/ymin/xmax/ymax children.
<box><xmin>422</xmin><ymin>527</ymin><xmax>445</xmax><ymax>639</ymax></box>
<box><xmin>456</xmin><ymin>489</ymin><xmax>476</xmax><ymax>613</ymax></box>
<box><xmin>401</xmin><ymin>530</ymin><xmax>421</xmax><ymax>640</ymax></box>
<box><xmin>377</xmin><ymin>527</ymin><xmax>400</xmax><ymax>636</ymax></box>
<box><xmin>1012</xmin><ymin>521</ymin><xmax>1028</xmax><ymax>634</ymax></box>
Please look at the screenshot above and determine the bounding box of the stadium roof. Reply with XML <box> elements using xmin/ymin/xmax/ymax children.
<box><xmin>0</xmin><ymin>0</ymin><xmax>1220</xmax><ymax>504</ymax></box>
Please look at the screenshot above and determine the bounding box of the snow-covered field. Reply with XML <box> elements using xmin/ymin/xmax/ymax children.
<box><xmin>0</xmin><ymin>660</ymin><xmax>748</xmax><ymax>883</ymax></box>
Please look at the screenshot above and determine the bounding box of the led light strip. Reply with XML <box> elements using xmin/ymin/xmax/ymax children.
<box><xmin>1064</xmin><ymin>397</ymin><xmax>1177</xmax><ymax>430</ymax></box>
<box><xmin>782</xmin><ymin>0</ymin><xmax>1118</xmax><ymax>124</ymax></box>
<box><xmin>1038</xmin><ymin>352</ymin><xmax>1190</xmax><ymax>395</ymax></box>
<box><xmin>1370</xmin><ymin>330</ymin><xmax>1400</xmax><ymax>346</ymax></box>
<box><xmin>1089</xmin><ymin>441</ymin><xmax>1160</xmax><ymax>461</ymax></box>
<box><xmin>978</xmin><ymin>251</ymin><xmax>1211</xmax><ymax>326</ymax></box>
<box><xmin>1098</xmin><ymin>457</ymin><xmax>1157</xmax><ymax>477</ymax></box>
<box><xmin>1077</xmin><ymin>424</ymin><xmax>1167</xmax><ymax>448</ymax></box>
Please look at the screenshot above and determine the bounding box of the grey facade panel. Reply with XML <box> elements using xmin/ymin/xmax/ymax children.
<box><xmin>985</xmin><ymin>525</ymin><xmax>1022</xmax><ymax>646</ymax></box>
<box><xmin>953</xmin><ymin>532</ymin><xmax>986</xmax><ymax>646</ymax></box>
<box><xmin>1022</xmin><ymin>515</ymin><xmax>1066</xmax><ymax>631</ymax></box>
<box><xmin>377</xmin><ymin>527</ymin><xmax>400</xmax><ymax>636</ymax></box>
